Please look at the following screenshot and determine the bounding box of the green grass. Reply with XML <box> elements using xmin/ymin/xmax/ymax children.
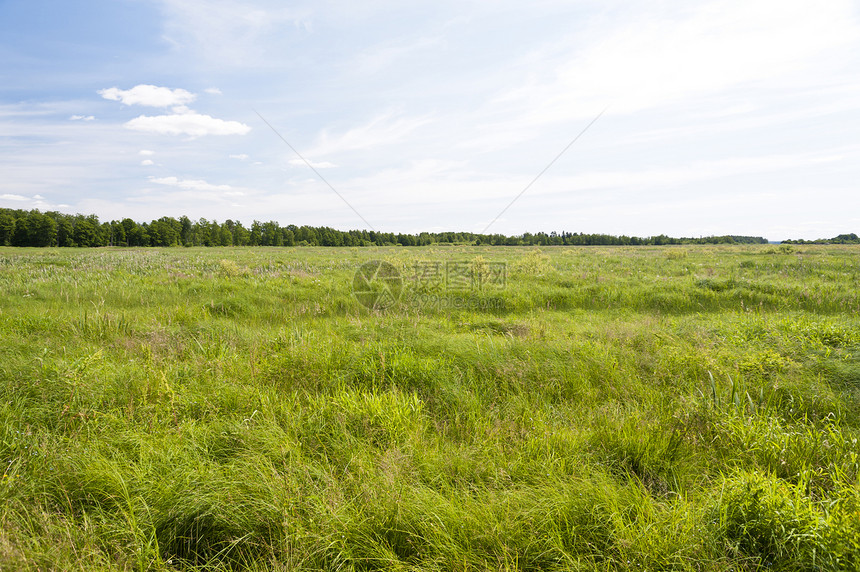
<box><xmin>1</xmin><ymin>244</ymin><xmax>859</xmax><ymax>570</ymax></box>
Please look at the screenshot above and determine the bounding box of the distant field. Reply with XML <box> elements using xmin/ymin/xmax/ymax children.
<box><xmin>1</xmin><ymin>245</ymin><xmax>859</xmax><ymax>571</ymax></box>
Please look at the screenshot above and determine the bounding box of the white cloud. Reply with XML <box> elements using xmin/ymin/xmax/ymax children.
<box><xmin>69</xmin><ymin>115</ymin><xmax>95</xmax><ymax>121</ymax></box>
<box><xmin>98</xmin><ymin>84</ymin><xmax>196</xmax><ymax>107</ymax></box>
<box><xmin>149</xmin><ymin>176</ymin><xmax>233</xmax><ymax>192</ymax></box>
<box><xmin>100</xmin><ymin>86</ymin><xmax>247</xmax><ymax>138</ymax></box>
<box><xmin>288</xmin><ymin>158</ymin><xmax>337</xmax><ymax>169</ymax></box>
<box><xmin>205</xmin><ymin>87</ymin><xmax>223</xmax><ymax>95</ymax></box>
<box><xmin>118</xmin><ymin>175</ymin><xmax>256</xmax><ymax>215</ymax></box>
<box><xmin>125</xmin><ymin>112</ymin><xmax>251</xmax><ymax>137</ymax></box>
<box><xmin>489</xmin><ymin>0</ymin><xmax>860</xmax><ymax>124</ymax></box>
<box><xmin>229</xmin><ymin>153</ymin><xmax>249</xmax><ymax>160</ymax></box>
<box><xmin>0</xmin><ymin>103</ymin><xmax>55</xmax><ymax>119</ymax></box>
<box><xmin>306</xmin><ymin>113</ymin><xmax>432</xmax><ymax>157</ymax></box>
<box><xmin>139</xmin><ymin>149</ymin><xmax>155</xmax><ymax>156</ymax></box>
<box><xmin>351</xmin><ymin>34</ymin><xmax>443</xmax><ymax>76</ymax></box>
<box><xmin>157</xmin><ymin>0</ymin><xmax>311</xmax><ymax>67</ymax></box>
<box><xmin>141</xmin><ymin>159</ymin><xmax>155</xmax><ymax>166</ymax></box>
<box><xmin>0</xmin><ymin>192</ymin><xmax>68</xmax><ymax>211</ymax></box>
<box><xmin>527</xmin><ymin>152</ymin><xmax>849</xmax><ymax>196</ymax></box>
<box><xmin>292</xmin><ymin>147</ymin><xmax>852</xmax><ymax>234</ymax></box>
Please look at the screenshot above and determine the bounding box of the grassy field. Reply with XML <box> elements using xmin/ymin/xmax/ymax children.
<box><xmin>1</xmin><ymin>244</ymin><xmax>859</xmax><ymax>571</ymax></box>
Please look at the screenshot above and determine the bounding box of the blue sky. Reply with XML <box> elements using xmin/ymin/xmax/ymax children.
<box><xmin>1</xmin><ymin>0</ymin><xmax>858</xmax><ymax>240</ymax></box>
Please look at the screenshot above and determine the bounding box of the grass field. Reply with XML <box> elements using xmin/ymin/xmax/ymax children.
<box><xmin>1</xmin><ymin>244</ymin><xmax>859</xmax><ymax>571</ymax></box>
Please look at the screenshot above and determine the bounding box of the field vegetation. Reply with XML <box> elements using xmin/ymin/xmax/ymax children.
<box><xmin>0</xmin><ymin>244</ymin><xmax>859</xmax><ymax>570</ymax></box>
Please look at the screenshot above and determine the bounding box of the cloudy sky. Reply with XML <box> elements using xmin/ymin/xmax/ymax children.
<box><xmin>1</xmin><ymin>0</ymin><xmax>858</xmax><ymax>240</ymax></box>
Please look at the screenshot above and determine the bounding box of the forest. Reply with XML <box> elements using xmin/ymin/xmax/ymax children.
<box><xmin>782</xmin><ymin>233</ymin><xmax>860</xmax><ymax>244</ymax></box>
<box><xmin>0</xmin><ymin>207</ymin><xmax>769</xmax><ymax>248</ymax></box>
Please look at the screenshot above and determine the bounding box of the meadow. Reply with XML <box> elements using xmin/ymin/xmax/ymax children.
<box><xmin>0</xmin><ymin>244</ymin><xmax>858</xmax><ymax>571</ymax></box>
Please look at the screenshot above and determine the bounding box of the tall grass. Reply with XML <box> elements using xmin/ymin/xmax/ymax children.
<box><xmin>0</xmin><ymin>245</ymin><xmax>858</xmax><ymax>570</ymax></box>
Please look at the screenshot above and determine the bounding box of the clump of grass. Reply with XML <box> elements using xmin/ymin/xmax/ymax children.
<box><xmin>665</xmin><ymin>248</ymin><xmax>688</xmax><ymax>260</ymax></box>
<box><xmin>713</xmin><ymin>470</ymin><xmax>822</xmax><ymax>569</ymax></box>
<box><xmin>511</xmin><ymin>248</ymin><xmax>554</xmax><ymax>276</ymax></box>
<box><xmin>217</xmin><ymin>258</ymin><xmax>247</xmax><ymax>277</ymax></box>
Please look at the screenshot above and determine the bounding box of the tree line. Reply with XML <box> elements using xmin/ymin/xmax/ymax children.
<box><xmin>0</xmin><ymin>208</ymin><xmax>769</xmax><ymax>248</ymax></box>
<box><xmin>781</xmin><ymin>233</ymin><xmax>860</xmax><ymax>245</ymax></box>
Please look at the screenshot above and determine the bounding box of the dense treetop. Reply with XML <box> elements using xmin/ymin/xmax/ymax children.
<box><xmin>782</xmin><ymin>233</ymin><xmax>860</xmax><ymax>245</ymax></box>
<box><xmin>0</xmin><ymin>208</ymin><xmax>772</xmax><ymax>247</ymax></box>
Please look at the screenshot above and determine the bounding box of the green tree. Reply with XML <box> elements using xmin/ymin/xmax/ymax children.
<box><xmin>282</xmin><ymin>229</ymin><xmax>295</xmax><ymax>246</ymax></box>
<box><xmin>125</xmin><ymin>220</ymin><xmax>148</xmax><ymax>246</ymax></box>
<box><xmin>298</xmin><ymin>226</ymin><xmax>318</xmax><ymax>245</ymax></box>
<box><xmin>219</xmin><ymin>224</ymin><xmax>233</xmax><ymax>246</ymax></box>
<box><xmin>149</xmin><ymin>217</ymin><xmax>180</xmax><ymax>246</ymax></box>
<box><xmin>110</xmin><ymin>221</ymin><xmax>127</xmax><ymax>246</ymax></box>
<box><xmin>261</xmin><ymin>221</ymin><xmax>281</xmax><ymax>246</ymax></box>
<box><xmin>73</xmin><ymin>218</ymin><xmax>98</xmax><ymax>247</ymax></box>
<box><xmin>36</xmin><ymin>213</ymin><xmax>58</xmax><ymax>246</ymax></box>
<box><xmin>11</xmin><ymin>216</ymin><xmax>30</xmax><ymax>246</ymax></box>
<box><xmin>57</xmin><ymin>218</ymin><xmax>75</xmax><ymax>246</ymax></box>
<box><xmin>194</xmin><ymin>218</ymin><xmax>212</xmax><ymax>246</ymax></box>
<box><xmin>208</xmin><ymin>220</ymin><xmax>221</xmax><ymax>247</ymax></box>
<box><xmin>233</xmin><ymin>223</ymin><xmax>250</xmax><ymax>246</ymax></box>
<box><xmin>0</xmin><ymin>212</ymin><xmax>16</xmax><ymax>245</ymax></box>
<box><xmin>179</xmin><ymin>215</ymin><xmax>193</xmax><ymax>246</ymax></box>
<box><xmin>249</xmin><ymin>221</ymin><xmax>262</xmax><ymax>246</ymax></box>
<box><xmin>121</xmin><ymin>219</ymin><xmax>137</xmax><ymax>241</ymax></box>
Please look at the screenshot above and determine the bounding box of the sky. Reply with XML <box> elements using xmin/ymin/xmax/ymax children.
<box><xmin>1</xmin><ymin>0</ymin><xmax>859</xmax><ymax>241</ymax></box>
